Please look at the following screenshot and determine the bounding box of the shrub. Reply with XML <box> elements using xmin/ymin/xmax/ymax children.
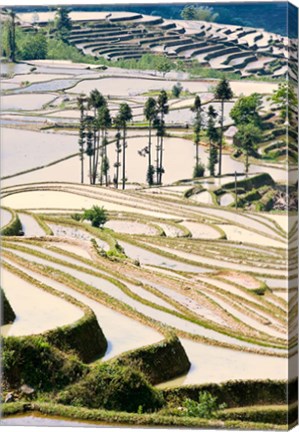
<box><xmin>193</xmin><ymin>163</ymin><xmax>205</xmax><ymax>178</ymax></box>
<box><xmin>57</xmin><ymin>363</ymin><xmax>164</xmax><ymax>413</ymax></box>
<box><xmin>1</xmin><ymin>287</ymin><xmax>16</xmax><ymax>325</ymax></box>
<box><xmin>172</xmin><ymin>83</ymin><xmax>183</xmax><ymax>98</ymax></box>
<box><xmin>0</xmin><ymin>212</ymin><xmax>23</xmax><ymax>236</ymax></box>
<box><xmin>2</xmin><ymin>336</ymin><xmax>85</xmax><ymax>391</ymax></box>
<box><xmin>70</xmin><ymin>213</ymin><xmax>83</xmax><ymax>222</ymax></box>
<box><xmin>183</xmin><ymin>391</ymin><xmax>226</xmax><ymax>419</ymax></box>
<box><xmin>82</xmin><ymin>206</ymin><xmax>108</xmax><ymax>228</ymax></box>
<box><xmin>17</xmin><ymin>30</ymin><xmax>47</xmax><ymax>60</ymax></box>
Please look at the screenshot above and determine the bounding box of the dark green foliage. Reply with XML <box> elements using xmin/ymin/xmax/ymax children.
<box><xmin>54</xmin><ymin>7</ymin><xmax>72</xmax><ymax>43</ymax></box>
<box><xmin>181</xmin><ymin>5</ymin><xmax>218</xmax><ymax>22</ymax></box>
<box><xmin>207</xmin><ymin>105</ymin><xmax>219</xmax><ymax>176</ymax></box>
<box><xmin>214</xmin><ymin>78</ymin><xmax>233</xmax><ymax>176</ymax></box>
<box><xmin>184</xmin><ymin>185</ymin><xmax>204</xmax><ymax>199</ymax></box>
<box><xmin>0</xmin><ymin>213</ymin><xmax>23</xmax><ymax>236</ymax></box>
<box><xmin>2</xmin><ymin>11</ymin><xmax>16</xmax><ymax>62</ymax></box>
<box><xmin>144</xmin><ymin>97</ymin><xmax>157</xmax><ymax>184</ymax></box>
<box><xmin>82</xmin><ymin>206</ymin><xmax>108</xmax><ymax>228</ymax></box>
<box><xmin>183</xmin><ymin>391</ymin><xmax>226</xmax><ymax>418</ymax></box>
<box><xmin>45</xmin><ymin>312</ymin><xmax>107</xmax><ymax>363</ymax></box>
<box><xmin>172</xmin><ymin>83</ymin><xmax>183</xmax><ymax>98</ymax></box>
<box><xmin>1</xmin><ymin>287</ymin><xmax>16</xmax><ymax>325</ymax></box>
<box><xmin>117</xmin><ymin>103</ymin><xmax>133</xmax><ymax>189</ymax></box>
<box><xmin>71</xmin><ymin>213</ymin><xmax>83</xmax><ymax>222</ymax></box>
<box><xmin>224</xmin><ymin>173</ymin><xmax>275</xmax><ymax>191</ymax></box>
<box><xmin>114</xmin><ymin>335</ymin><xmax>190</xmax><ymax>385</ymax></box>
<box><xmin>163</xmin><ymin>379</ymin><xmax>296</xmax><ymax>409</ymax></box>
<box><xmin>230</xmin><ymin>93</ymin><xmax>263</xmax><ymax>127</ymax></box>
<box><xmin>57</xmin><ymin>363</ymin><xmax>164</xmax><ymax>413</ymax></box>
<box><xmin>146</xmin><ymin>164</ymin><xmax>155</xmax><ymax>186</ymax></box>
<box><xmin>2</xmin><ymin>336</ymin><xmax>85</xmax><ymax>391</ymax></box>
<box><xmin>191</xmin><ymin>95</ymin><xmax>204</xmax><ymax>170</ymax></box>
<box><xmin>156</xmin><ymin>91</ymin><xmax>169</xmax><ymax>185</ymax></box>
<box><xmin>17</xmin><ymin>30</ymin><xmax>47</xmax><ymax>60</ymax></box>
<box><xmin>193</xmin><ymin>163</ymin><xmax>205</xmax><ymax>178</ymax></box>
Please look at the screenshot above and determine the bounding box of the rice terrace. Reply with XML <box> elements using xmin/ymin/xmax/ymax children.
<box><xmin>0</xmin><ymin>2</ymin><xmax>298</xmax><ymax>430</ymax></box>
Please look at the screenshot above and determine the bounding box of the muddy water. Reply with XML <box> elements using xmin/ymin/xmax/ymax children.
<box><xmin>13</xmin><ymin>79</ymin><xmax>79</xmax><ymax>93</ymax></box>
<box><xmin>181</xmin><ymin>221</ymin><xmax>220</xmax><ymax>239</ymax></box>
<box><xmin>220</xmin><ymin>193</ymin><xmax>235</xmax><ymax>206</ymax></box>
<box><xmin>158</xmin><ymin>338</ymin><xmax>287</xmax><ymax>387</ymax></box>
<box><xmin>1</xmin><ymin>126</ymin><xmax>287</xmax><ymax>184</ymax></box>
<box><xmin>156</xmin><ymin>244</ymin><xmax>284</xmax><ymax>276</ymax></box>
<box><xmin>1</xmin><ymin>94</ymin><xmax>56</xmax><ymax>110</ymax></box>
<box><xmin>218</xmin><ymin>224</ymin><xmax>285</xmax><ymax>249</ymax></box>
<box><xmin>3</xmin><ymin>257</ymin><xmax>162</xmax><ymax>359</ymax></box>
<box><xmin>106</xmin><ymin>220</ymin><xmax>158</xmax><ymax>236</ymax></box>
<box><xmin>1</xmin><ymin>414</ymin><xmax>103</xmax><ymax>427</ymax></box>
<box><xmin>119</xmin><ymin>241</ymin><xmax>213</xmax><ymax>273</ymax></box>
<box><xmin>190</xmin><ymin>191</ymin><xmax>213</xmax><ymax>205</ymax></box>
<box><xmin>0</xmin><ymin>208</ymin><xmax>12</xmax><ymax>228</ymax></box>
<box><xmin>3</xmin><ymin>247</ymin><xmax>281</xmax><ymax>352</ymax></box>
<box><xmin>18</xmin><ymin>213</ymin><xmax>46</xmax><ymax>236</ymax></box>
<box><xmin>1</xmin><ymin>268</ymin><xmax>83</xmax><ymax>337</ymax></box>
<box><xmin>1</xmin><ymin>128</ymin><xmax>78</xmax><ymax>177</ymax></box>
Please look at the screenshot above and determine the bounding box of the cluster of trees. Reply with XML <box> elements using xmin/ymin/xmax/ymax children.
<box><xmin>78</xmin><ymin>89</ymin><xmax>172</xmax><ymax>188</ymax></box>
<box><xmin>77</xmin><ymin>90</ymin><xmax>133</xmax><ymax>189</ymax></box>
<box><xmin>1</xmin><ymin>7</ymin><xmax>72</xmax><ymax>62</ymax></box>
<box><xmin>78</xmin><ymin>77</ymin><xmax>285</xmax><ymax>187</ymax></box>
<box><xmin>190</xmin><ymin>78</ymin><xmax>233</xmax><ymax>178</ymax></box>
<box><xmin>181</xmin><ymin>5</ymin><xmax>219</xmax><ymax>22</ymax></box>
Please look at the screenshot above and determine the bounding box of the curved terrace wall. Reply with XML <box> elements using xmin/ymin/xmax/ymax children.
<box><xmin>114</xmin><ymin>334</ymin><xmax>191</xmax><ymax>385</ymax></box>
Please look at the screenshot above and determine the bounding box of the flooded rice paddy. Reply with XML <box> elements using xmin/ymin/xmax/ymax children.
<box><xmin>1</xmin><ymin>60</ymin><xmax>290</xmax><ymax>404</ymax></box>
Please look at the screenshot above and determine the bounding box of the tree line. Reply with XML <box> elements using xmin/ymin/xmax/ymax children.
<box><xmin>77</xmin><ymin>77</ymin><xmax>291</xmax><ymax>188</ymax></box>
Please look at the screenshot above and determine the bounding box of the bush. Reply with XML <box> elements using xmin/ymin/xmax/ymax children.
<box><xmin>0</xmin><ymin>213</ymin><xmax>23</xmax><ymax>236</ymax></box>
<box><xmin>1</xmin><ymin>287</ymin><xmax>16</xmax><ymax>325</ymax></box>
<box><xmin>70</xmin><ymin>213</ymin><xmax>83</xmax><ymax>222</ymax></box>
<box><xmin>172</xmin><ymin>83</ymin><xmax>183</xmax><ymax>98</ymax></box>
<box><xmin>82</xmin><ymin>206</ymin><xmax>108</xmax><ymax>228</ymax></box>
<box><xmin>183</xmin><ymin>391</ymin><xmax>226</xmax><ymax>419</ymax></box>
<box><xmin>114</xmin><ymin>335</ymin><xmax>191</xmax><ymax>385</ymax></box>
<box><xmin>57</xmin><ymin>363</ymin><xmax>165</xmax><ymax>413</ymax></box>
<box><xmin>193</xmin><ymin>163</ymin><xmax>205</xmax><ymax>178</ymax></box>
<box><xmin>17</xmin><ymin>30</ymin><xmax>47</xmax><ymax>60</ymax></box>
<box><xmin>2</xmin><ymin>336</ymin><xmax>85</xmax><ymax>391</ymax></box>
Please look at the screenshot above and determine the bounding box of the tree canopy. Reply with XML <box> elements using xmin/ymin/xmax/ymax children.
<box><xmin>181</xmin><ymin>5</ymin><xmax>219</xmax><ymax>22</ymax></box>
<box><xmin>230</xmin><ymin>93</ymin><xmax>262</xmax><ymax>127</ymax></box>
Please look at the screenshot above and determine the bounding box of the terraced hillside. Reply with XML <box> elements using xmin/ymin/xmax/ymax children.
<box><xmin>1</xmin><ymin>5</ymin><xmax>297</xmax><ymax>427</ymax></box>
<box><xmin>17</xmin><ymin>10</ymin><xmax>289</xmax><ymax>78</ymax></box>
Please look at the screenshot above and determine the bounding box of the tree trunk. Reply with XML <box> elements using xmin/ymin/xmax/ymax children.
<box><xmin>156</xmin><ymin>135</ymin><xmax>160</xmax><ymax>185</ymax></box>
<box><xmin>148</xmin><ymin>121</ymin><xmax>152</xmax><ymax>171</ymax></box>
<box><xmin>122</xmin><ymin>126</ymin><xmax>126</xmax><ymax>190</ymax></box>
<box><xmin>196</xmin><ymin>138</ymin><xmax>199</xmax><ymax>168</ymax></box>
<box><xmin>159</xmin><ymin>115</ymin><xmax>164</xmax><ymax>185</ymax></box>
<box><xmin>218</xmin><ymin>99</ymin><xmax>224</xmax><ymax>176</ymax></box>
<box><xmin>89</xmin><ymin>156</ymin><xmax>92</xmax><ymax>185</ymax></box>
<box><xmin>94</xmin><ymin>129</ymin><xmax>101</xmax><ymax>185</ymax></box>
<box><xmin>245</xmin><ymin>150</ymin><xmax>249</xmax><ymax>178</ymax></box>
<box><xmin>105</xmin><ymin>130</ymin><xmax>109</xmax><ymax>187</ymax></box>
<box><xmin>159</xmin><ymin>135</ymin><xmax>164</xmax><ymax>185</ymax></box>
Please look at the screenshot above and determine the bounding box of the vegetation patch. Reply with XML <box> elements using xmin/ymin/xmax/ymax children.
<box><xmin>2</xmin><ymin>335</ymin><xmax>86</xmax><ymax>392</ymax></box>
<box><xmin>0</xmin><ymin>208</ymin><xmax>23</xmax><ymax>236</ymax></box>
<box><xmin>113</xmin><ymin>334</ymin><xmax>191</xmax><ymax>385</ymax></box>
<box><xmin>56</xmin><ymin>362</ymin><xmax>165</xmax><ymax>413</ymax></box>
<box><xmin>1</xmin><ymin>287</ymin><xmax>16</xmax><ymax>325</ymax></box>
